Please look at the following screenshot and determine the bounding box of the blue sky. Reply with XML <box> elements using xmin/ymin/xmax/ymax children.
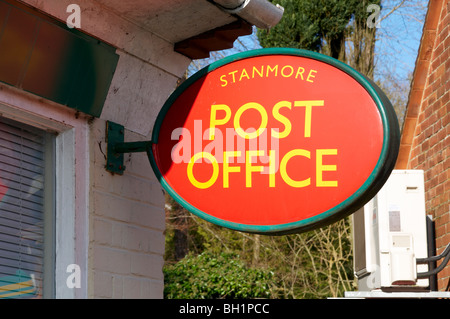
<box><xmin>189</xmin><ymin>0</ymin><xmax>428</xmax><ymax>91</ymax></box>
<box><xmin>374</xmin><ymin>0</ymin><xmax>428</xmax><ymax>84</ymax></box>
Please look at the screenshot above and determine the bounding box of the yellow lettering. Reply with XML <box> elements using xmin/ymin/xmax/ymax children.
<box><xmin>280</xmin><ymin>149</ymin><xmax>311</xmax><ymax>188</ymax></box>
<box><xmin>316</xmin><ymin>149</ymin><xmax>338</xmax><ymax>187</ymax></box>
<box><xmin>294</xmin><ymin>100</ymin><xmax>324</xmax><ymax>137</ymax></box>
<box><xmin>209</xmin><ymin>104</ymin><xmax>231</xmax><ymax>140</ymax></box>
<box><xmin>307</xmin><ymin>69</ymin><xmax>317</xmax><ymax>83</ymax></box>
<box><xmin>220</xmin><ymin>74</ymin><xmax>228</xmax><ymax>87</ymax></box>
<box><xmin>245</xmin><ymin>150</ymin><xmax>264</xmax><ymax>187</ymax></box>
<box><xmin>187</xmin><ymin>152</ymin><xmax>219</xmax><ymax>189</ymax></box>
<box><xmin>186</xmin><ymin>149</ymin><xmax>338</xmax><ymax>189</ymax></box>
<box><xmin>223</xmin><ymin>151</ymin><xmax>241</xmax><ymax>188</ymax></box>
<box><xmin>295</xmin><ymin>67</ymin><xmax>305</xmax><ymax>80</ymax></box>
<box><xmin>269</xmin><ymin>150</ymin><xmax>276</xmax><ymax>187</ymax></box>
<box><xmin>252</xmin><ymin>65</ymin><xmax>264</xmax><ymax>78</ymax></box>
<box><xmin>229</xmin><ymin>70</ymin><xmax>238</xmax><ymax>83</ymax></box>
<box><xmin>266</xmin><ymin>65</ymin><xmax>278</xmax><ymax>77</ymax></box>
<box><xmin>239</xmin><ymin>68</ymin><xmax>250</xmax><ymax>81</ymax></box>
<box><xmin>271</xmin><ymin>101</ymin><xmax>292</xmax><ymax>139</ymax></box>
<box><xmin>234</xmin><ymin>102</ymin><xmax>268</xmax><ymax>140</ymax></box>
<box><xmin>219</xmin><ymin>66</ymin><xmax>318</xmax><ymax>86</ymax></box>
<box><xmin>281</xmin><ymin>65</ymin><xmax>294</xmax><ymax>77</ymax></box>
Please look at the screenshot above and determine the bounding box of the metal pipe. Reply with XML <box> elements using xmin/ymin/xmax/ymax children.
<box><xmin>425</xmin><ymin>215</ymin><xmax>437</xmax><ymax>290</ymax></box>
<box><xmin>213</xmin><ymin>0</ymin><xmax>284</xmax><ymax>29</ymax></box>
<box><xmin>417</xmin><ymin>242</ymin><xmax>450</xmax><ymax>279</ymax></box>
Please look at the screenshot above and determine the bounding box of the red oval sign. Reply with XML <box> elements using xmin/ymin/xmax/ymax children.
<box><xmin>149</xmin><ymin>49</ymin><xmax>399</xmax><ymax>234</ymax></box>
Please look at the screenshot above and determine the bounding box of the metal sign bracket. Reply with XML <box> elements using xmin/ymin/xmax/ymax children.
<box><xmin>105</xmin><ymin>121</ymin><xmax>152</xmax><ymax>175</ymax></box>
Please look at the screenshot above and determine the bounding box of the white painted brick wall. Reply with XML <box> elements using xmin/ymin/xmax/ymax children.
<box><xmin>20</xmin><ymin>0</ymin><xmax>190</xmax><ymax>299</ymax></box>
<box><xmin>90</xmin><ymin>118</ymin><xmax>166</xmax><ymax>299</ymax></box>
<box><xmin>101</xmin><ymin>51</ymin><xmax>183</xmax><ymax>136</ymax></box>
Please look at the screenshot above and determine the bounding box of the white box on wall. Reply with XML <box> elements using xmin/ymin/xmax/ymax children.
<box><xmin>353</xmin><ymin>170</ymin><xmax>429</xmax><ymax>291</ymax></box>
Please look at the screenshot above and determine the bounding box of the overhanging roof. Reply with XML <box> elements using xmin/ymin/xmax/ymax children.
<box><xmin>92</xmin><ymin>0</ymin><xmax>283</xmax><ymax>59</ymax></box>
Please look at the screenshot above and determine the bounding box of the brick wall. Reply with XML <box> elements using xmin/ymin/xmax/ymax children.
<box><xmin>19</xmin><ymin>0</ymin><xmax>192</xmax><ymax>299</ymax></box>
<box><xmin>89</xmin><ymin>119</ymin><xmax>166</xmax><ymax>298</ymax></box>
<box><xmin>402</xmin><ymin>0</ymin><xmax>449</xmax><ymax>290</ymax></box>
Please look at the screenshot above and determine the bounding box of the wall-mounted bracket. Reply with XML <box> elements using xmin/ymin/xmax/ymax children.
<box><xmin>106</xmin><ymin>121</ymin><xmax>152</xmax><ymax>175</ymax></box>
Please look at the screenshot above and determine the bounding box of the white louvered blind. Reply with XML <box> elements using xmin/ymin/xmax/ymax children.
<box><xmin>0</xmin><ymin>116</ymin><xmax>54</xmax><ymax>299</ymax></box>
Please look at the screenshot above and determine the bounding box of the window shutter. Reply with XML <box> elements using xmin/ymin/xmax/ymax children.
<box><xmin>0</xmin><ymin>117</ymin><xmax>51</xmax><ymax>298</ymax></box>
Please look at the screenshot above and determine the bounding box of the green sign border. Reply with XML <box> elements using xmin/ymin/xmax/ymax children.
<box><xmin>148</xmin><ymin>48</ymin><xmax>400</xmax><ymax>235</ymax></box>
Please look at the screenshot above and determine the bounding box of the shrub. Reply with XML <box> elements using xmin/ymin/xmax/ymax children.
<box><xmin>164</xmin><ymin>252</ymin><xmax>274</xmax><ymax>299</ymax></box>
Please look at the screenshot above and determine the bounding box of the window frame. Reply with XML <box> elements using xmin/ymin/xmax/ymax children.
<box><xmin>0</xmin><ymin>116</ymin><xmax>56</xmax><ymax>298</ymax></box>
<box><xmin>0</xmin><ymin>91</ymin><xmax>88</xmax><ymax>298</ymax></box>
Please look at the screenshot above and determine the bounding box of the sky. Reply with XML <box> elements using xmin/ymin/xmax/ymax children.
<box><xmin>188</xmin><ymin>0</ymin><xmax>428</xmax><ymax>90</ymax></box>
<box><xmin>374</xmin><ymin>0</ymin><xmax>428</xmax><ymax>84</ymax></box>
<box><xmin>187</xmin><ymin>0</ymin><xmax>429</xmax><ymax>126</ymax></box>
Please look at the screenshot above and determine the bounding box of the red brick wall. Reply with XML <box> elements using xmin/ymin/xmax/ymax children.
<box><xmin>407</xmin><ymin>1</ymin><xmax>449</xmax><ymax>290</ymax></box>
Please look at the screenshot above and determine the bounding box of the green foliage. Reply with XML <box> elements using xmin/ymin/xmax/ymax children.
<box><xmin>163</xmin><ymin>212</ymin><xmax>355</xmax><ymax>299</ymax></box>
<box><xmin>251</xmin><ymin>219</ymin><xmax>356</xmax><ymax>299</ymax></box>
<box><xmin>258</xmin><ymin>0</ymin><xmax>322</xmax><ymax>51</ymax></box>
<box><xmin>258</xmin><ymin>0</ymin><xmax>381</xmax><ymax>61</ymax></box>
<box><xmin>164</xmin><ymin>193</ymin><xmax>208</xmax><ymax>261</ymax></box>
<box><xmin>164</xmin><ymin>252</ymin><xmax>275</xmax><ymax>299</ymax></box>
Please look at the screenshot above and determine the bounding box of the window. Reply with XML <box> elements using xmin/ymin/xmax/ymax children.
<box><xmin>0</xmin><ymin>116</ymin><xmax>55</xmax><ymax>298</ymax></box>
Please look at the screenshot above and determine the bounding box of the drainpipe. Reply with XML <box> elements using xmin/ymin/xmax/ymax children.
<box><xmin>213</xmin><ymin>0</ymin><xmax>284</xmax><ymax>29</ymax></box>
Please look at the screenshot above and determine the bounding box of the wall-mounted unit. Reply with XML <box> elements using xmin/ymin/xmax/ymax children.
<box><xmin>352</xmin><ymin>170</ymin><xmax>430</xmax><ymax>291</ymax></box>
